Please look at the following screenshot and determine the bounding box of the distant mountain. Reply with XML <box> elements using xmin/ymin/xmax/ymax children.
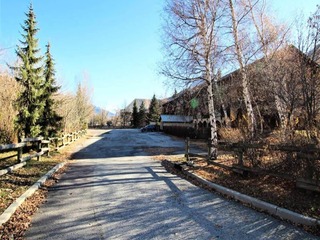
<box><xmin>94</xmin><ymin>106</ymin><xmax>115</xmax><ymax>117</ymax></box>
<box><xmin>94</xmin><ymin>106</ymin><xmax>103</xmax><ymax>114</ymax></box>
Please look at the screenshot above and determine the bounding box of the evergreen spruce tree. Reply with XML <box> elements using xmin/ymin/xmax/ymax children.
<box><xmin>40</xmin><ymin>43</ymin><xmax>62</xmax><ymax>137</ymax></box>
<box><xmin>148</xmin><ymin>94</ymin><xmax>160</xmax><ymax>123</ymax></box>
<box><xmin>138</xmin><ymin>101</ymin><xmax>147</xmax><ymax>127</ymax></box>
<box><xmin>13</xmin><ymin>4</ymin><xmax>44</xmax><ymax>138</ymax></box>
<box><xmin>131</xmin><ymin>100</ymin><xmax>139</xmax><ymax>127</ymax></box>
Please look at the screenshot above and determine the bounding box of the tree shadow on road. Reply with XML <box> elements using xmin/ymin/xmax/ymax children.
<box><xmin>70</xmin><ymin>129</ymin><xmax>186</xmax><ymax>160</ymax></box>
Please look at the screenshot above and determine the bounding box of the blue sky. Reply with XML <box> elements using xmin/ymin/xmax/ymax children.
<box><xmin>0</xmin><ymin>0</ymin><xmax>319</xmax><ymax>112</ymax></box>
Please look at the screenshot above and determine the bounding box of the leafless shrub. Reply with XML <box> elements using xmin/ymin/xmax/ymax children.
<box><xmin>0</xmin><ymin>70</ymin><xmax>20</xmax><ymax>143</ymax></box>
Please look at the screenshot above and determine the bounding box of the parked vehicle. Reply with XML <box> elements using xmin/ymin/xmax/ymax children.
<box><xmin>141</xmin><ymin>124</ymin><xmax>156</xmax><ymax>132</ymax></box>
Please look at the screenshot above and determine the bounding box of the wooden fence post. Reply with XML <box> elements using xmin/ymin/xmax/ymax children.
<box><xmin>185</xmin><ymin>137</ymin><xmax>190</xmax><ymax>161</ymax></box>
<box><xmin>37</xmin><ymin>140</ymin><xmax>42</xmax><ymax>161</ymax></box>
<box><xmin>55</xmin><ymin>138</ymin><xmax>58</xmax><ymax>150</ymax></box>
<box><xmin>43</xmin><ymin>140</ymin><xmax>50</xmax><ymax>157</ymax></box>
<box><xmin>17</xmin><ymin>147</ymin><xmax>23</xmax><ymax>163</ymax></box>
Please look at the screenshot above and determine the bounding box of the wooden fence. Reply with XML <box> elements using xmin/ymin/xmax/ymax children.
<box><xmin>185</xmin><ymin>138</ymin><xmax>320</xmax><ymax>192</ymax></box>
<box><xmin>49</xmin><ymin>130</ymin><xmax>86</xmax><ymax>150</ymax></box>
<box><xmin>0</xmin><ymin>130</ymin><xmax>86</xmax><ymax>176</ymax></box>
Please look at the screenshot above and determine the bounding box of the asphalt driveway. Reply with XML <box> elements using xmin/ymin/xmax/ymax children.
<box><xmin>25</xmin><ymin>129</ymin><xmax>317</xmax><ymax>239</ymax></box>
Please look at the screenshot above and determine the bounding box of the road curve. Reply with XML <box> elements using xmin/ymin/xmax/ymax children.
<box><xmin>25</xmin><ymin>129</ymin><xmax>317</xmax><ymax>239</ymax></box>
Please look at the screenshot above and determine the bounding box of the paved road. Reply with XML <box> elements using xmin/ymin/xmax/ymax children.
<box><xmin>25</xmin><ymin>129</ymin><xmax>317</xmax><ymax>239</ymax></box>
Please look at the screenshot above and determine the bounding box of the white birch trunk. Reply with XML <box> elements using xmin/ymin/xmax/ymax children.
<box><xmin>229</xmin><ymin>0</ymin><xmax>256</xmax><ymax>137</ymax></box>
<box><xmin>214</xmin><ymin>76</ymin><xmax>231</xmax><ymax>127</ymax></box>
<box><xmin>207</xmin><ymin>77</ymin><xmax>218</xmax><ymax>159</ymax></box>
<box><xmin>274</xmin><ymin>90</ymin><xmax>287</xmax><ymax>125</ymax></box>
<box><xmin>241</xmin><ymin>70</ymin><xmax>256</xmax><ymax>136</ymax></box>
<box><xmin>247</xmin><ymin>0</ymin><xmax>289</xmax><ymax>133</ymax></box>
<box><xmin>163</xmin><ymin>0</ymin><xmax>221</xmax><ymax>159</ymax></box>
<box><xmin>200</xmin><ymin>0</ymin><xmax>218</xmax><ymax>160</ymax></box>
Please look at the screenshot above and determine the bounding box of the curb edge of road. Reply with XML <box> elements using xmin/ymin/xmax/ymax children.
<box><xmin>165</xmin><ymin>161</ymin><xmax>320</xmax><ymax>227</ymax></box>
<box><xmin>0</xmin><ymin>162</ymin><xmax>67</xmax><ymax>226</ymax></box>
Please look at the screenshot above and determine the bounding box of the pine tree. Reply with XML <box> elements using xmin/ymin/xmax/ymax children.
<box><xmin>40</xmin><ymin>43</ymin><xmax>62</xmax><ymax>137</ymax></box>
<box><xmin>148</xmin><ymin>94</ymin><xmax>160</xmax><ymax>123</ymax></box>
<box><xmin>131</xmin><ymin>100</ymin><xmax>139</xmax><ymax>127</ymax></box>
<box><xmin>13</xmin><ymin>4</ymin><xmax>44</xmax><ymax>138</ymax></box>
<box><xmin>138</xmin><ymin>101</ymin><xmax>147</xmax><ymax>127</ymax></box>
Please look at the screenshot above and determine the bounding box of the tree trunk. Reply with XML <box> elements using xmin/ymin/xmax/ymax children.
<box><xmin>213</xmin><ymin>74</ymin><xmax>231</xmax><ymax>127</ymax></box>
<box><xmin>241</xmin><ymin>69</ymin><xmax>256</xmax><ymax>137</ymax></box>
<box><xmin>229</xmin><ymin>0</ymin><xmax>256</xmax><ymax>137</ymax></box>
<box><xmin>253</xmin><ymin>99</ymin><xmax>264</xmax><ymax>133</ymax></box>
<box><xmin>274</xmin><ymin>94</ymin><xmax>288</xmax><ymax>130</ymax></box>
<box><xmin>207</xmin><ymin>78</ymin><xmax>218</xmax><ymax>160</ymax></box>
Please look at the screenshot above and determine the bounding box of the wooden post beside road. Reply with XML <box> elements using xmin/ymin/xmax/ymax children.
<box><xmin>37</xmin><ymin>140</ymin><xmax>42</xmax><ymax>161</ymax></box>
<box><xmin>185</xmin><ymin>137</ymin><xmax>190</xmax><ymax>162</ymax></box>
<box><xmin>17</xmin><ymin>147</ymin><xmax>23</xmax><ymax>162</ymax></box>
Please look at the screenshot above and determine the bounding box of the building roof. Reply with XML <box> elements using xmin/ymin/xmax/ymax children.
<box><xmin>160</xmin><ymin>114</ymin><xmax>193</xmax><ymax>123</ymax></box>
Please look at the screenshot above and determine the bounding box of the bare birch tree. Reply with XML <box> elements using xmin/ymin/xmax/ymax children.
<box><xmin>55</xmin><ymin>78</ymin><xmax>94</xmax><ymax>133</ymax></box>
<box><xmin>247</xmin><ymin>0</ymin><xmax>291</xmax><ymax>135</ymax></box>
<box><xmin>226</xmin><ymin>0</ymin><xmax>289</xmax><ymax>137</ymax></box>
<box><xmin>228</xmin><ymin>0</ymin><xmax>257</xmax><ymax>138</ymax></box>
<box><xmin>213</xmin><ymin>69</ymin><xmax>231</xmax><ymax>127</ymax></box>
<box><xmin>55</xmin><ymin>93</ymin><xmax>77</xmax><ymax>132</ymax></box>
<box><xmin>162</xmin><ymin>0</ymin><xmax>226</xmax><ymax>159</ymax></box>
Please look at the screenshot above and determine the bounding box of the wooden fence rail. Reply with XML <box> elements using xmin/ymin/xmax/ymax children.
<box><xmin>49</xmin><ymin>130</ymin><xmax>86</xmax><ymax>151</ymax></box>
<box><xmin>0</xmin><ymin>130</ymin><xmax>86</xmax><ymax>176</ymax></box>
<box><xmin>185</xmin><ymin>138</ymin><xmax>320</xmax><ymax>192</ymax></box>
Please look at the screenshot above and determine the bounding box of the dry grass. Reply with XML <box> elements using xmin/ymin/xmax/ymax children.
<box><xmin>219</xmin><ymin>127</ymin><xmax>244</xmax><ymax>142</ymax></box>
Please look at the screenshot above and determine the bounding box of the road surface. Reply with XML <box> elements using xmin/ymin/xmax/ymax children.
<box><xmin>25</xmin><ymin>129</ymin><xmax>317</xmax><ymax>239</ymax></box>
